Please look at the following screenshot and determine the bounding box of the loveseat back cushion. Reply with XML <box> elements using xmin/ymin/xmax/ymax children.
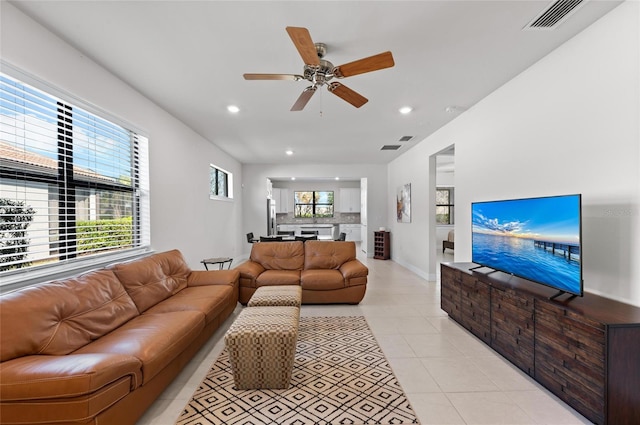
<box><xmin>0</xmin><ymin>269</ymin><xmax>139</xmax><ymax>361</ymax></box>
<box><xmin>250</xmin><ymin>241</ymin><xmax>304</xmax><ymax>270</ymax></box>
<box><xmin>304</xmin><ymin>241</ymin><xmax>356</xmax><ymax>270</ymax></box>
<box><xmin>110</xmin><ymin>249</ymin><xmax>191</xmax><ymax>313</ymax></box>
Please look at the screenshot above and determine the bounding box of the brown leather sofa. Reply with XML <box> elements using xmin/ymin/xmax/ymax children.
<box><xmin>0</xmin><ymin>249</ymin><xmax>239</xmax><ymax>425</ymax></box>
<box><xmin>236</xmin><ymin>240</ymin><xmax>368</xmax><ymax>304</ymax></box>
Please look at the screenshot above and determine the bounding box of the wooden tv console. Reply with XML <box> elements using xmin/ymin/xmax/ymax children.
<box><xmin>440</xmin><ymin>263</ymin><xmax>640</xmax><ymax>425</ymax></box>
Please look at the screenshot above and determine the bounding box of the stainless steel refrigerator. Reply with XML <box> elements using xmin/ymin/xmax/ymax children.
<box><xmin>267</xmin><ymin>199</ymin><xmax>277</xmax><ymax>236</ymax></box>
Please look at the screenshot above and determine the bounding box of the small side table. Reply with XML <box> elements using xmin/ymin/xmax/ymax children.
<box><xmin>201</xmin><ymin>257</ymin><xmax>233</xmax><ymax>270</ymax></box>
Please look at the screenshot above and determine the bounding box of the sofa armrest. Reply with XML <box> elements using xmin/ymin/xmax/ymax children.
<box><xmin>187</xmin><ymin>269</ymin><xmax>239</xmax><ymax>287</ymax></box>
<box><xmin>339</xmin><ymin>260</ymin><xmax>369</xmax><ymax>282</ymax></box>
<box><xmin>0</xmin><ymin>353</ymin><xmax>142</xmax><ymax>401</ymax></box>
<box><xmin>234</xmin><ymin>261</ymin><xmax>265</xmax><ymax>284</ymax></box>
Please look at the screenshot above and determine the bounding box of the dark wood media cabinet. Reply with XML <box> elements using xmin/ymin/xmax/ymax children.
<box><xmin>441</xmin><ymin>263</ymin><xmax>640</xmax><ymax>425</ymax></box>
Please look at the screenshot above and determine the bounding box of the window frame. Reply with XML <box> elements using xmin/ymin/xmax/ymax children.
<box><xmin>293</xmin><ymin>190</ymin><xmax>334</xmax><ymax>218</ymax></box>
<box><xmin>436</xmin><ymin>187</ymin><xmax>455</xmax><ymax>225</ymax></box>
<box><xmin>209</xmin><ymin>163</ymin><xmax>233</xmax><ymax>200</ymax></box>
<box><xmin>0</xmin><ymin>66</ymin><xmax>150</xmax><ymax>289</ymax></box>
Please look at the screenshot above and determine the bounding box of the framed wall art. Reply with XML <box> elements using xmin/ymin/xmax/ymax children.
<box><xmin>397</xmin><ymin>183</ymin><xmax>411</xmax><ymax>223</ymax></box>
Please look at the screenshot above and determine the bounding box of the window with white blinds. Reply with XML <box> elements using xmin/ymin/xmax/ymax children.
<box><xmin>0</xmin><ymin>72</ymin><xmax>150</xmax><ymax>281</ymax></box>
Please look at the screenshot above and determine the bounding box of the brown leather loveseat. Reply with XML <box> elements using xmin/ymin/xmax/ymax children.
<box><xmin>0</xmin><ymin>249</ymin><xmax>239</xmax><ymax>425</ymax></box>
<box><xmin>236</xmin><ymin>240</ymin><xmax>368</xmax><ymax>304</ymax></box>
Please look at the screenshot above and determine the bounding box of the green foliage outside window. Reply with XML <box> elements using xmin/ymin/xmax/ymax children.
<box><xmin>0</xmin><ymin>199</ymin><xmax>35</xmax><ymax>271</ymax></box>
<box><xmin>436</xmin><ymin>188</ymin><xmax>454</xmax><ymax>225</ymax></box>
<box><xmin>76</xmin><ymin>217</ymin><xmax>133</xmax><ymax>252</ymax></box>
<box><xmin>294</xmin><ymin>191</ymin><xmax>334</xmax><ymax>218</ymax></box>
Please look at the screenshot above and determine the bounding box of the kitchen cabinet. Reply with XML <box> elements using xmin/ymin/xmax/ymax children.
<box><xmin>272</xmin><ymin>188</ymin><xmax>289</xmax><ymax>213</ymax></box>
<box><xmin>339</xmin><ymin>188</ymin><xmax>360</xmax><ymax>212</ymax></box>
<box><xmin>339</xmin><ymin>224</ymin><xmax>361</xmax><ymax>241</ymax></box>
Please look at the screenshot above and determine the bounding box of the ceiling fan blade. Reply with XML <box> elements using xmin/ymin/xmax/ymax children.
<box><xmin>327</xmin><ymin>82</ymin><xmax>368</xmax><ymax>108</ymax></box>
<box><xmin>291</xmin><ymin>86</ymin><xmax>317</xmax><ymax>111</ymax></box>
<box><xmin>286</xmin><ymin>27</ymin><xmax>320</xmax><ymax>66</ymax></box>
<box><xmin>243</xmin><ymin>73</ymin><xmax>303</xmax><ymax>81</ymax></box>
<box><xmin>333</xmin><ymin>51</ymin><xmax>395</xmax><ymax>78</ymax></box>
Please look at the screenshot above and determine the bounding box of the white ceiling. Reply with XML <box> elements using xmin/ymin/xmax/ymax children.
<box><xmin>10</xmin><ymin>1</ymin><xmax>621</xmax><ymax>165</ymax></box>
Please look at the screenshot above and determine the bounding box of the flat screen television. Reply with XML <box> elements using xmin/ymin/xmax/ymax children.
<box><xmin>471</xmin><ymin>194</ymin><xmax>582</xmax><ymax>298</ymax></box>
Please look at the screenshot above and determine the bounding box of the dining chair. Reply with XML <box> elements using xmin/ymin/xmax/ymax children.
<box><xmin>260</xmin><ymin>236</ymin><xmax>283</xmax><ymax>242</ymax></box>
<box><xmin>295</xmin><ymin>235</ymin><xmax>317</xmax><ymax>242</ymax></box>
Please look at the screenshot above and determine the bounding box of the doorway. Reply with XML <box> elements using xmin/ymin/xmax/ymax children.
<box><xmin>430</xmin><ymin>145</ymin><xmax>455</xmax><ymax>280</ymax></box>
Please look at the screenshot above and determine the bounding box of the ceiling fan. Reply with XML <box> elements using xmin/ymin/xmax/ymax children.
<box><xmin>243</xmin><ymin>27</ymin><xmax>395</xmax><ymax>111</ymax></box>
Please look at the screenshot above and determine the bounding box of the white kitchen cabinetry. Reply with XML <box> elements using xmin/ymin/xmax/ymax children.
<box><xmin>339</xmin><ymin>188</ymin><xmax>360</xmax><ymax>212</ymax></box>
<box><xmin>272</xmin><ymin>188</ymin><xmax>289</xmax><ymax>213</ymax></box>
<box><xmin>339</xmin><ymin>224</ymin><xmax>361</xmax><ymax>242</ymax></box>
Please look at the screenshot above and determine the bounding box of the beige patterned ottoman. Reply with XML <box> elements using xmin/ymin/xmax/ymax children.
<box><xmin>224</xmin><ymin>306</ymin><xmax>299</xmax><ymax>389</ymax></box>
<box><xmin>247</xmin><ymin>285</ymin><xmax>302</xmax><ymax>307</ymax></box>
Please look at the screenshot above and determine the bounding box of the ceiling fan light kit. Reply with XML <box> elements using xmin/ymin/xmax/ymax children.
<box><xmin>243</xmin><ymin>26</ymin><xmax>395</xmax><ymax>111</ymax></box>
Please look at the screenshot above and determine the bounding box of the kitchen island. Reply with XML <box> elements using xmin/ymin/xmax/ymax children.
<box><xmin>277</xmin><ymin>224</ymin><xmax>337</xmax><ymax>238</ymax></box>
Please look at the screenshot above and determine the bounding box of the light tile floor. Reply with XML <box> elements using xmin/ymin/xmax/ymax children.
<box><xmin>137</xmin><ymin>248</ymin><xmax>591</xmax><ymax>425</ymax></box>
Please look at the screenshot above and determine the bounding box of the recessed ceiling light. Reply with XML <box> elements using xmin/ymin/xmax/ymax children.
<box><xmin>285</xmin><ymin>150</ymin><xmax>294</xmax><ymax>156</ymax></box>
<box><xmin>335</xmin><ymin>177</ymin><xmax>340</xmax><ymax>180</ymax></box>
<box><xmin>399</xmin><ymin>106</ymin><xmax>412</xmax><ymax>114</ymax></box>
<box><xmin>291</xmin><ymin>177</ymin><xmax>296</xmax><ymax>180</ymax></box>
<box><xmin>227</xmin><ymin>105</ymin><xmax>240</xmax><ymax>113</ymax></box>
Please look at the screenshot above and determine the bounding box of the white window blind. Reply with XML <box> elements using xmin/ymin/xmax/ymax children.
<box><xmin>0</xmin><ymin>72</ymin><xmax>150</xmax><ymax>282</ymax></box>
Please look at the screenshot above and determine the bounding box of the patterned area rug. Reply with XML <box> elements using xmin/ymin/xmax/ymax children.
<box><xmin>176</xmin><ymin>316</ymin><xmax>419</xmax><ymax>424</ymax></box>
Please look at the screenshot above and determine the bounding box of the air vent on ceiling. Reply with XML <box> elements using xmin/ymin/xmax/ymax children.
<box><xmin>381</xmin><ymin>145</ymin><xmax>401</xmax><ymax>151</ymax></box>
<box><xmin>399</xmin><ymin>136</ymin><xmax>413</xmax><ymax>142</ymax></box>
<box><xmin>525</xmin><ymin>0</ymin><xmax>586</xmax><ymax>30</ymax></box>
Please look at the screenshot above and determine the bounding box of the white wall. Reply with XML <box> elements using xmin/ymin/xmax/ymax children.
<box><xmin>1</xmin><ymin>3</ymin><xmax>243</xmax><ymax>269</ymax></box>
<box><xmin>242</xmin><ymin>164</ymin><xmax>387</xmax><ymax>257</ymax></box>
<box><xmin>388</xmin><ymin>1</ymin><xmax>640</xmax><ymax>306</ymax></box>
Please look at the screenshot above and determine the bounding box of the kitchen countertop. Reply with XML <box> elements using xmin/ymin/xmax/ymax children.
<box><xmin>278</xmin><ymin>223</ymin><xmax>361</xmax><ymax>226</ymax></box>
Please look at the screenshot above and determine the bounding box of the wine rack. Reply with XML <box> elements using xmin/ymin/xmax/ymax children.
<box><xmin>373</xmin><ymin>231</ymin><xmax>390</xmax><ymax>260</ymax></box>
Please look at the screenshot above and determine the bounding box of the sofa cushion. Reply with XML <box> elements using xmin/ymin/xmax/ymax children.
<box><xmin>0</xmin><ymin>269</ymin><xmax>139</xmax><ymax>361</ymax></box>
<box><xmin>304</xmin><ymin>240</ymin><xmax>356</xmax><ymax>270</ymax></box>
<box><xmin>74</xmin><ymin>311</ymin><xmax>204</xmax><ymax>384</ymax></box>
<box><xmin>0</xmin><ymin>375</ymin><xmax>133</xmax><ymax>425</ymax></box>
<box><xmin>0</xmin><ymin>353</ymin><xmax>142</xmax><ymax>401</ymax></box>
<box><xmin>111</xmin><ymin>249</ymin><xmax>191</xmax><ymax>312</ymax></box>
<box><xmin>144</xmin><ymin>285</ymin><xmax>235</xmax><ymax>325</ymax></box>
<box><xmin>301</xmin><ymin>269</ymin><xmax>345</xmax><ymax>290</ymax></box>
<box><xmin>256</xmin><ymin>270</ymin><xmax>301</xmax><ymax>286</ymax></box>
<box><xmin>250</xmin><ymin>241</ymin><xmax>304</xmax><ymax>270</ymax></box>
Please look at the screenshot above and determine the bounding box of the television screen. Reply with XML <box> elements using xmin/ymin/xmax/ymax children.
<box><xmin>471</xmin><ymin>194</ymin><xmax>582</xmax><ymax>296</ymax></box>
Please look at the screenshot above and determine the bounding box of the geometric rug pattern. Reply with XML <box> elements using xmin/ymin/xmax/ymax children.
<box><xmin>176</xmin><ymin>316</ymin><xmax>420</xmax><ymax>424</ymax></box>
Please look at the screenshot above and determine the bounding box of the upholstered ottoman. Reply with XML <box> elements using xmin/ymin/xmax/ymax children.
<box><xmin>247</xmin><ymin>285</ymin><xmax>302</xmax><ymax>307</ymax></box>
<box><xmin>224</xmin><ymin>306</ymin><xmax>299</xmax><ymax>389</ymax></box>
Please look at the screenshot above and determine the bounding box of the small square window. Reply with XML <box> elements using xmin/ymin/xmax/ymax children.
<box><xmin>210</xmin><ymin>164</ymin><xmax>233</xmax><ymax>199</ymax></box>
